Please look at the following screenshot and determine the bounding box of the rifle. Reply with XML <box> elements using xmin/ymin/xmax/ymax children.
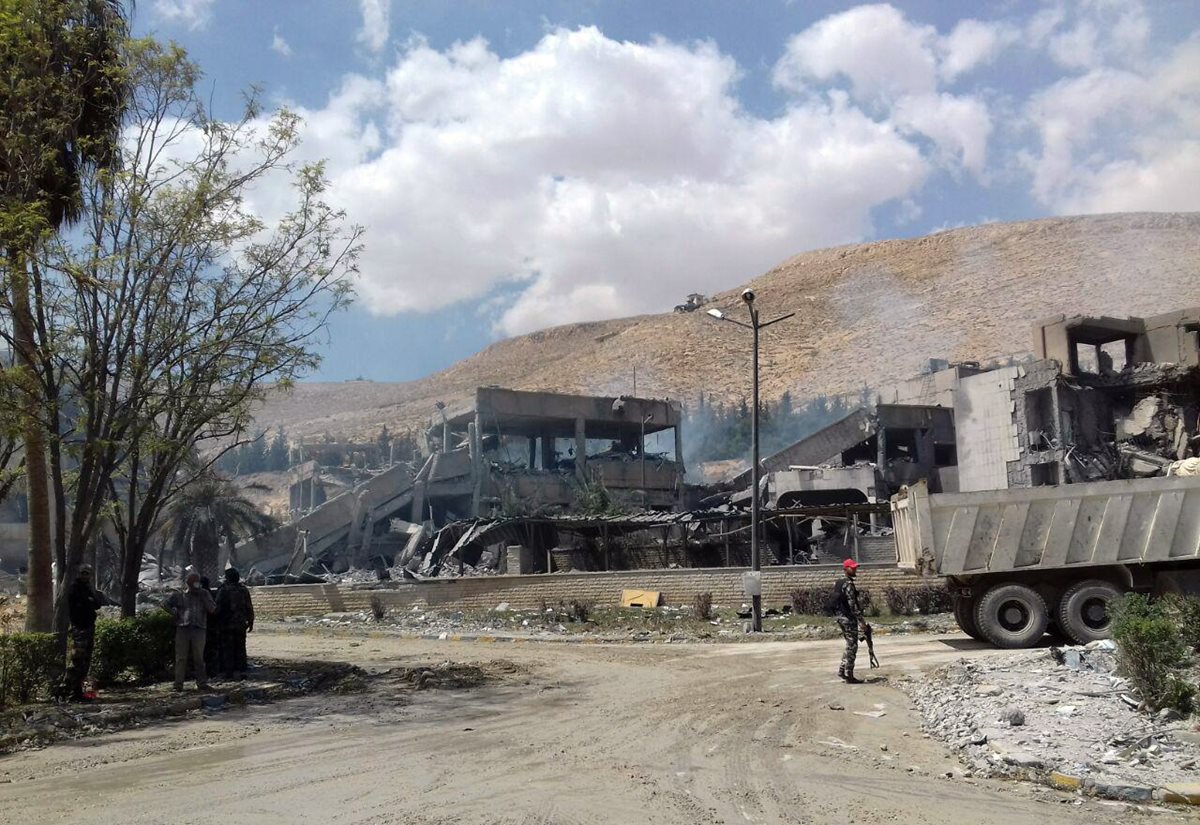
<box><xmin>861</xmin><ymin>622</ymin><xmax>880</xmax><ymax>668</ymax></box>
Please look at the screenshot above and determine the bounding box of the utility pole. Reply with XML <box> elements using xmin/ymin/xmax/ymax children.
<box><xmin>707</xmin><ymin>291</ymin><xmax>794</xmax><ymax>632</ymax></box>
<box><xmin>641</xmin><ymin>413</ymin><xmax>653</xmax><ymax>509</ymax></box>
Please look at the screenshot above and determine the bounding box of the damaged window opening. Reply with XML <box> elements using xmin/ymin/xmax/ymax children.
<box><xmin>933</xmin><ymin>443</ymin><xmax>957</xmax><ymax>467</ymax></box>
<box><xmin>1074</xmin><ymin>342</ymin><xmax>1101</xmax><ymax>374</ymax></box>
<box><xmin>885</xmin><ymin>428</ymin><xmax>919</xmax><ymax>461</ymax></box>
<box><xmin>1100</xmin><ymin>339</ymin><xmax>1129</xmax><ymax>373</ymax></box>
<box><xmin>1024</xmin><ymin>388</ymin><xmax>1055</xmax><ymax>452</ymax></box>
<box><xmin>1030</xmin><ymin>462</ymin><xmax>1058</xmax><ymax>486</ymax></box>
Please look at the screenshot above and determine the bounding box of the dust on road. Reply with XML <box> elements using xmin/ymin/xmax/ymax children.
<box><xmin>0</xmin><ymin>627</ymin><xmax>1188</xmax><ymax>825</ymax></box>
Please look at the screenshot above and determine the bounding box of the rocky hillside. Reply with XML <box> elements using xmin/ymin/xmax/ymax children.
<box><xmin>252</xmin><ymin>213</ymin><xmax>1200</xmax><ymax>440</ymax></box>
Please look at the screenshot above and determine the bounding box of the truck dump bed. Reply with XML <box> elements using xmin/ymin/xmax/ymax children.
<box><xmin>893</xmin><ymin>476</ymin><xmax>1200</xmax><ymax>577</ymax></box>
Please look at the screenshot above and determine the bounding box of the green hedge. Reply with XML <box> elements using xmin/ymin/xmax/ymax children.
<box><xmin>0</xmin><ymin>632</ymin><xmax>60</xmax><ymax>707</ymax></box>
<box><xmin>91</xmin><ymin>610</ymin><xmax>175</xmax><ymax>687</ymax></box>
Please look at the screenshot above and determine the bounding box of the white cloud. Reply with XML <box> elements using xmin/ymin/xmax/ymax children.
<box><xmin>271</xmin><ymin>29</ymin><xmax>293</xmax><ymax>58</ymax></box>
<box><xmin>1035</xmin><ymin>0</ymin><xmax>1151</xmax><ymax>70</ymax></box>
<box><xmin>773</xmin><ymin>5</ymin><xmax>997</xmax><ymax>176</ymax></box>
<box><xmin>276</xmin><ymin>27</ymin><xmax>931</xmax><ymax>334</ymax></box>
<box><xmin>774</xmin><ymin>4</ymin><xmax>938</xmax><ymax>102</ymax></box>
<box><xmin>939</xmin><ymin>19</ymin><xmax>1018</xmax><ymax>82</ymax></box>
<box><xmin>152</xmin><ymin>0</ymin><xmax>215</xmax><ymax>31</ymax></box>
<box><xmin>1023</xmin><ymin>31</ymin><xmax>1200</xmax><ymax>213</ymax></box>
<box><xmin>893</xmin><ymin>93</ymin><xmax>992</xmax><ymax>175</ymax></box>
<box><xmin>358</xmin><ymin>0</ymin><xmax>391</xmax><ymax>55</ymax></box>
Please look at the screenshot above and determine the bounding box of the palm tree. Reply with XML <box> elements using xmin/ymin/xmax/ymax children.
<box><xmin>161</xmin><ymin>475</ymin><xmax>276</xmax><ymax>584</ymax></box>
<box><xmin>1</xmin><ymin>0</ymin><xmax>131</xmax><ymax>631</ymax></box>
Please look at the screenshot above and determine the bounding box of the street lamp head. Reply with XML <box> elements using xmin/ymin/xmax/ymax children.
<box><xmin>741</xmin><ymin>288</ymin><xmax>756</xmax><ymax>305</ymax></box>
<box><xmin>706</xmin><ymin>308</ymin><xmax>724</xmax><ymax>320</ymax></box>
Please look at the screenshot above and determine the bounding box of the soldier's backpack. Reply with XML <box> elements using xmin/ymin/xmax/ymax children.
<box><xmin>824</xmin><ymin>580</ymin><xmax>842</xmax><ymax>616</ymax></box>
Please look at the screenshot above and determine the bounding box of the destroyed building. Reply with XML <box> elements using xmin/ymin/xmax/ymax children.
<box><xmin>741</xmin><ymin>308</ymin><xmax>1200</xmax><ymax>505</ymax></box>
<box><xmin>238</xmin><ymin>388</ymin><xmax>686</xmax><ymax>578</ymax></box>
<box><xmin>236</xmin><ymin>308</ymin><xmax>1199</xmax><ymax>584</ymax></box>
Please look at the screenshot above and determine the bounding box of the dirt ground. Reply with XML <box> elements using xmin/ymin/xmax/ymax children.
<box><xmin>1</xmin><ymin>625</ymin><xmax>1194</xmax><ymax>825</ymax></box>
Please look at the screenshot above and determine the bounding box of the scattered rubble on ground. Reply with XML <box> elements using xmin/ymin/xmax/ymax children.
<box><xmin>904</xmin><ymin>643</ymin><xmax>1200</xmax><ymax>804</ymax></box>
<box><xmin>274</xmin><ymin>603</ymin><xmax>958</xmax><ymax>643</ymax></box>
<box><xmin>0</xmin><ymin>656</ymin><xmax>518</xmax><ymax>755</ymax></box>
<box><xmin>0</xmin><ymin>660</ymin><xmax>362</xmax><ymax>754</ymax></box>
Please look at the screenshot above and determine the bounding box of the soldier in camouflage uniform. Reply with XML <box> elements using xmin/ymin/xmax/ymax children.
<box><xmin>65</xmin><ymin>565</ymin><xmax>113</xmax><ymax>701</ymax></box>
<box><xmin>834</xmin><ymin>559</ymin><xmax>868</xmax><ymax>684</ymax></box>
<box><xmin>216</xmin><ymin>568</ymin><xmax>255</xmax><ymax>680</ymax></box>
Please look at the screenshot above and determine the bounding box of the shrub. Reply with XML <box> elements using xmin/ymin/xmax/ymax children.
<box><xmin>369</xmin><ymin>594</ymin><xmax>386</xmax><ymax>621</ymax></box>
<box><xmin>1110</xmin><ymin>594</ymin><xmax>1195</xmax><ymax>715</ymax></box>
<box><xmin>567</xmin><ymin>600</ymin><xmax>592</xmax><ymax>623</ymax></box>
<box><xmin>1162</xmin><ymin>594</ymin><xmax>1200</xmax><ymax>652</ymax></box>
<box><xmin>91</xmin><ymin>610</ymin><xmax>175</xmax><ymax>687</ymax></box>
<box><xmin>789</xmin><ymin>585</ymin><xmax>874</xmax><ymax>617</ymax></box>
<box><xmin>692</xmin><ymin>592</ymin><xmax>714</xmax><ymax>621</ymax></box>
<box><xmin>882</xmin><ymin>584</ymin><xmax>954</xmax><ymax>616</ymax></box>
<box><xmin>788</xmin><ymin>586</ymin><xmax>827</xmax><ymax>616</ymax></box>
<box><xmin>0</xmin><ymin>632</ymin><xmax>60</xmax><ymax>707</ymax></box>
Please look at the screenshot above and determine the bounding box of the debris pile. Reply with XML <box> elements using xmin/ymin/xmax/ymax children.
<box><xmin>280</xmin><ymin>603</ymin><xmax>957</xmax><ymax>643</ymax></box>
<box><xmin>905</xmin><ymin>643</ymin><xmax>1200</xmax><ymax>801</ymax></box>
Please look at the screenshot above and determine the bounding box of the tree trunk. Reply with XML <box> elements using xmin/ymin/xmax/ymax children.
<box><xmin>9</xmin><ymin>259</ymin><xmax>54</xmax><ymax>632</ymax></box>
<box><xmin>193</xmin><ymin>527</ymin><xmax>220</xmax><ymax>585</ymax></box>
<box><xmin>119</xmin><ymin>533</ymin><xmax>144</xmax><ymax>617</ymax></box>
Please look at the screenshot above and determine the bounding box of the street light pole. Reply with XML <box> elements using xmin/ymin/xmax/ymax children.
<box><xmin>750</xmin><ymin>302</ymin><xmax>761</xmax><ymax>631</ymax></box>
<box><xmin>707</xmin><ymin>292</ymin><xmax>794</xmax><ymax>633</ymax></box>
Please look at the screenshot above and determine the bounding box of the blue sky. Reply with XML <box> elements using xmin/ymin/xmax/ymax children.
<box><xmin>139</xmin><ymin>1</ymin><xmax>1200</xmax><ymax>381</ymax></box>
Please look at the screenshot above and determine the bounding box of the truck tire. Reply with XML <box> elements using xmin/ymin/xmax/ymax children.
<box><xmin>975</xmin><ymin>583</ymin><xmax>1048</xmax><ymax>648</ymax></box>
<box><xmin>953</xmin><ymin>596</ymin><xmax>984</xmax><ymax>641</ymax></box>
<box><xmin>1057</xmin><ymin>579</ymin><xmax>1122</xmax><ymax>644</ymax></box>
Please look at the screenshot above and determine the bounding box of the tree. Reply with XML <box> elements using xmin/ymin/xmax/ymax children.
<box><xmin>162</xmin><ymin>474</ymin><xmax>276</xmax><ymax>583</ymax></box>
<box><xmin>267</xmin><ymin>428</ymin><xmax>289</xmax><ymax>472</ymax></box>
<box><xmin>0</xmin><ymin>0</ymin><xmax>131</xmax><ymax>631</ymax></box>
<box><xmin>2</xmin><ymin>39</ymin><xmax>359</xmax><ymax>615</ymax></box>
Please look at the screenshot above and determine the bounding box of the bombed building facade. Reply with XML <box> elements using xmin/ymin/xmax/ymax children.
<box><xmin>233</xmin><ymin>307</ymin><xmax>1200</xmax><ymax>584</ymax></box>
<box><xmin>238</xmin><ymin>388</ymin><xmax>688</xmax><ymax>578</ymax></box>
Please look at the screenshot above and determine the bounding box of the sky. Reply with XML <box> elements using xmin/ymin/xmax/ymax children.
<box><xmin>137</xmin><ymin>0</ymin><xmax>1200</xmax><ymax>382</ymax></box>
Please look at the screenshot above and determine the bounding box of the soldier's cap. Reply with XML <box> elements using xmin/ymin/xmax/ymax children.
<box><xmin>842</xmin><ymin>559</ymin><xmax>858</xmax><ymax>571</ymax></box>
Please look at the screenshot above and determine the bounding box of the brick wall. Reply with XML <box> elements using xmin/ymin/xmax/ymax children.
<box><xmin>250</xmin><ymin>564</ymin><xmax>929</xmax><ymax>618</ymax></box>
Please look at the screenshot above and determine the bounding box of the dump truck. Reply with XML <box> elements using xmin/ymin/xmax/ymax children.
<box><xmin>892</xmin><ymin>475</ymin><xmax>1200</xmax><ymax>648</ymax></box>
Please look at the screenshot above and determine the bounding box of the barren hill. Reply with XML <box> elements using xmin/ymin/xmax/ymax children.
<box><xmin>253</xmin><ymin>213</ymin><xmax>1200</xmax><ymax>441</ymax></box>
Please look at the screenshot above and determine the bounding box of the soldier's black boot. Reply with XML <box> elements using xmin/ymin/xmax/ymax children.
<box><xmin>842</xmin><ymin>672</ymin><xmax>864</xmax><ymax>684</ymax></box>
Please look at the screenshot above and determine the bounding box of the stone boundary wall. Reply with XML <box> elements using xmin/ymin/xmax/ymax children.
<box><xmin>251</xmin><ymin>564</ymin><xmax>932</xmax><ymax>618</ymax></box>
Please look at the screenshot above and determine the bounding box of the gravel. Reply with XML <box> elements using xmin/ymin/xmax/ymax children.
<box><xmin>903</xmin><ymin>643</ymin><xmax>1200</xmax><ymax>792</ymax></box>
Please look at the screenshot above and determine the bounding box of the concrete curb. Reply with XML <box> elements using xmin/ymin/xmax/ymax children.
<box><xmin>1042</xmin><ymin>769</ymin><xmax>1200</xmax><ymax>806</ymax></box>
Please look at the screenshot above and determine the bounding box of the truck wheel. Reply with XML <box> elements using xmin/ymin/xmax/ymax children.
<box><xmin>975</xmin><ymin>584</ymin><xmax>1048</xmax><ymax>648</ymax></box>
<box><xmin>953</xmin><ymin>596</ymin><xmax>984</xmax><ymax>641</ymax></box>
<box><xmin>1057</xmin><ymin>580</ymin><xmax>1122</xmax><ymax>644</ymax></box>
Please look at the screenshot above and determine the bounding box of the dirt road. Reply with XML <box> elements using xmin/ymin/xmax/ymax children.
<box><xmin>1</xmin><ymin>627</ymin><xmax>1189</xmax><ymax>824</ymax></box>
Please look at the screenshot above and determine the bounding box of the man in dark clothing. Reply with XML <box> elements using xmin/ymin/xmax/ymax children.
<box><xmin>65</xmin><ymin>565</ymin><xmax>112</xmax><ymax>701</ymax></box>
<box><xmin>200</xmin><ymin>576</ymin><xmax>221</xmax><ymax>676</ymax></box>
<box><xmin>167</xmin><ymin>571</ymin><xmax>216</xmax><ymax>691</ymax></box>
<box><xmin>216</xmin><ymin>567</ymin><xmax>254</xmax><ymax>680</ymax></box>
<box><xmin>834</xmin><ymin>559</ymin><xmax>869</xmax><ymax>684</ymax></box>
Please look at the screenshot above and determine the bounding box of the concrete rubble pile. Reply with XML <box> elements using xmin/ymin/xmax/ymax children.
<box><xmin>906</xmin><ymin>644</ymin><xmax>1200</xmax><ymax>802</ymax></box>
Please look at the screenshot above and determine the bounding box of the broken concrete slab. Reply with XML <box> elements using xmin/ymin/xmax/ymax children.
<box><xmin>1160</xmin><ymin>782</ymin><xmax>1200</xmax><ymax>805</ymax></box>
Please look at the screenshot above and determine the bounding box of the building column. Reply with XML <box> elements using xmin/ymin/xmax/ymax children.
<box><xmin>574</xmin><ymin>417</ymin><xmax>587</xmax><ymax>481</ymax></box>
